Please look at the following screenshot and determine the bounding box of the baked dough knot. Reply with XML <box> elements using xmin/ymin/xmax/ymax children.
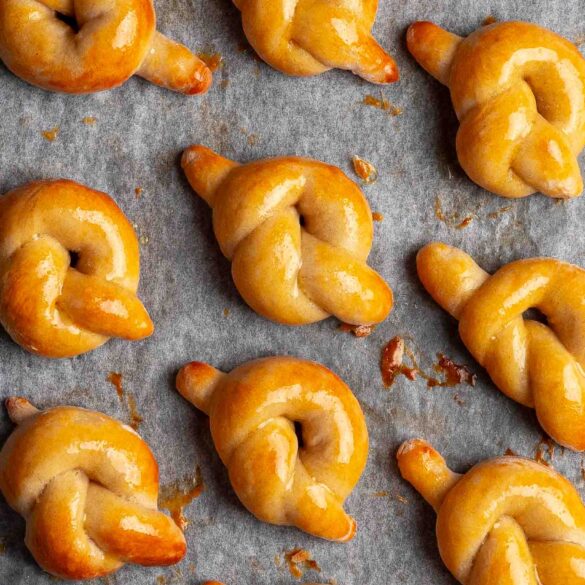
<box><xmin>176</xmin><ymin>357</ymin><xmax>369</xmax><ymax>541</ymax></box>
<box><xmin>0</xmin><ymin>0</ymin><xmax>212</xmax><ymax>94</ymax></box>
<box><xmin>182</xmin><ymin>146</ymin><xmax>393</xmax><ymax>326</ymax></box>
<box><xmin>417</xmin><ymin>242</ymin><xmax>585</xmax><ymax>451</ymax></box>
<box><xmin>0</xmin><ymin>397</ymin><xmax>186</xmax><ymax>580</ymax></box>
<box><xmin>407</xmin><ymin>21</ymin><xmax>585</xmax><ymax>198</ymax></box>
<box><xmin>398</xmin><ymin>439</ymin><xmax>585</xmax><ymax>585</ymax></box>
<box><xmin>233</xmin><ymin>0</ymin><xmax>398</xmax><ymax>83</ymax></box>
<box><xmin>0</xmin><ymin>179</ymin><xmax>153</xmax><ymax>358</ymax></box>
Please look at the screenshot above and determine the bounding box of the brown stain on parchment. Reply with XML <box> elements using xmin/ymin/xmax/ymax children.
<box><xmin>434</xmin><ymin>195</ymin><xmax>517</xmax><ymax>230</ymax></box>
<box><xmin>380</xmin><ymin>336</ymin><xmax>476</xmax><ymax>390</ymax></box>
<box><xmin>280</xmin><ymin>548</ymin><xmax>321</xmax><ymax>580</ymax></box>
<box><xmin>107</xmin><ymin>372</ymin><xmax>143</xmax><ymax>430</ymax></box>
<box><xmin>434</xmin><ymin>195</ymin><xmax>474</xmax><ymax>230</ymax></box>
<box><xmin>198</xmin><ymin>53</ymin><xmax>223</xmax><ymax>72</ymax></box>
<box><xmin>362</xmin><ymin>94</ymin><xmax>402</xmax><ymax>116</ymax></box>
<box><xmin>534</xmin><ymin>436</ymin><xmax>557</xmax><ymax>467</ymax></box>
<box><xmin>160</xmin><ymin>466</ymin><xmax>204</xmax><ymax>531</ymax></box>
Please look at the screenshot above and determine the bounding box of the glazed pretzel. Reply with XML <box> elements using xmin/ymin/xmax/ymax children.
<box><xmin>417</xmin><ymin>242</ymin><xmax>585</xmax><ymax>450</ymax></box>
<box><xmin>0</xmin><ymin>0</ymin><xmax>212</xmax><ymax>94</ymax></box>
<box><xmin>182</xmin><ymin>146</ymin><xmax>393</xmax><ymax>326</ymax></box>
<box><xmin>407</xmin><ymin>21</ymin><xmax>585</xmax><ymax>198</ymax></box>
<box><xmin>176</xmin><ymin>357</ymin><xmax>368</xmax><ymax>541</ymax></box>
<box><xmin>233</xmin><ymin>0</ymin><xmax>398</xmax><ymax>83</ymax></box>
<box><xmin>0</xmin><ymin>179</ymin><xmax>153</xmax><ymax>358</ymax></box>
<box><xmin>0</xmin><ymin>397</ymin><xmax>186</xmax><ymax>580</ymax></box>
<box><xmin>397</xmin><ymin>439</ymin><xmax>585</xmax><ymax>584</ymax></box>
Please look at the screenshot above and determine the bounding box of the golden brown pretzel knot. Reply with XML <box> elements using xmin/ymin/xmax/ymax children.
<box><xmin>397</xmin><ymin>439</ymin><xmax>585</xmax><ymax>585</ymax></box>
<box><xmin>408</xmin><ymin>21</ymin><xmax>585</xmax><ymax>198</ymax></box>
<box><xmin>176</xmin><ymin>357</ymin><xmax>369</xmax><ymax>541</ymax></box>
<box><xmin>233</xmin><ymin>0</ymin><xmax>398</xmax><ymax>83</ymax></box>
<box><xmin>0</xmin><ymin>179</ymin><xmax>153</xmax><ymax>358</ymax></box>
<box><xmin>417</xmin><ymin>242</ymin><xmax>585</xmax><ymax>451</ymax></box>
<box><xmin>0</xmin><ymin>0</ymin><xmax>212</xmax><ymax>94</ymax></box>
<box><xmin>182</xmin><ymin>146</ymin><xmax>393</xmax><ymax>326</ymax></box>
<box><xmin>0</xmin><ymin>397</ymin><xmax>186</xmax><ymax>580</ymax></box>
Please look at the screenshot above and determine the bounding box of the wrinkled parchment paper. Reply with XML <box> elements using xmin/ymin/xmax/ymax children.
<box><xmin>1</xmin><ymin>1</ymin><xmax>585</xmax><ymax>583</ymax></box>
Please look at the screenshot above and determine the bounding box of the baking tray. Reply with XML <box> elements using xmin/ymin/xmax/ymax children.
<box><xmin>1</xmin><ymin>1</ymin><xmax>585</xmax><ymax>583</ymax></box>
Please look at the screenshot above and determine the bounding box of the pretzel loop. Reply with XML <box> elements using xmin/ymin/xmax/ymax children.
<box><xmin>417</xmin><ymin>242</ymin><xmax>585</xmax><ymax>450</ymax></box>
<box><xmin>182</xmin><ymin>146</ymin><xmax>393</xmax><ymax>326</ymax></box>
<box><xmin>408</xmin><ymin>21</ymin><xmax>585</xmax><ymax>198</ymax></box>
<box><xmin>0</xmin><ymin>398</ymin><xmax>186</xmax><ymax>580</ymax></box>
<box><xmin>397</xmin><ymin>439</ymin><xmax>585</xmax><ymax>584</ymax></box>
<box><xmin>234</xmin><ymin>0</ymin><xmax>398</xmax><ymax>83</ymax></box>
<box><xmin>0</xmin><ymin>0</ymin><xmax>212</xmax><ymax>93</ymax></box>
<box><xmin>176</xmin><ymin>357</ymin><xmax>369</xmax><ymax>541</ymax></box>
<box><xmin>0</xmin><ymin>180</ymin><xmax>153</xmax><ymax>357</ymax></box>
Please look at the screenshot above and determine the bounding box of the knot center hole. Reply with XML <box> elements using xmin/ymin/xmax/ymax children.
<box><xmin>55</xmin><ymin>11</ymin><xmax>80</xmax><ymax>33</ymax></box>
<box><xmin>69</xmin><ymin>251</ymin><xmax>81</xmax><ymax>269</ymax></box>
<box><xmin>294</xmin><ymin>421</ymin><xmax>304</xmax><ymax>449</ymax></box>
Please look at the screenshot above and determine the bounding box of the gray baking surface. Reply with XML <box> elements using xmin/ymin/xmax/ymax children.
<box><xmin>1</xmin><ymin>1</ymin><xmax>585</xmax><ymax>583</ymax></box>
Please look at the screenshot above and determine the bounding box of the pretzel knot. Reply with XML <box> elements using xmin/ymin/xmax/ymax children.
<box><xmin>0</xmin><ymin>397</ymin><xmax>186</xmax><ymax>580</ymax></box>
<box><xmin>397</xmin><ymin>439</ymin><xmax>585</xmax><ymax>584</ymax></box>
<box><xmin>0</xmin><ymin>179</ymin><xmax>153</xmax><ymax>358</ymax></box>
<box><xmin>176</xmin><ymin>357</ymin><xmax>369</xmax><ymax>541</ymax></box>
<box><xmin>181</xmin><ymin>146</ymin><xmax>393</xmax><ymax>326</ymax></box>
<box><xmin>233</xmin><ymin>0</ymin><xmax>398</xmax><ymax>83</ymax></box>
<box><xmin>408</xmin><ymin>21</ymin><xmax>585</xmax><ymax>198</ymax></box>
<box><xmin>417</xmin><ymin>242</ymin><xmax>585</xmax><ymax>451</ymax></box>
<box><xmin>0</xmin><ymin>0</ymin><xmax>212</xmax><ymax>94</ymax></box>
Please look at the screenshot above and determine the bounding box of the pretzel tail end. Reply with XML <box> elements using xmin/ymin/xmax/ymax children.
<box><xmin>396</xmin><ymin>439</ymin><xmax>459</xmax><ymax>511</ymax></box>
<box><xmin>354</xmin><ymin>38</ymin><xmax>399</xmax><ymax>84</ymax></box>
<box><xmin>138</xmin><ymin>32</ymin><xmax>212</xmax><ymax>95</ymax></box>
<box><xmin>407</xmin><ymin>22</ymin><xmax>461</xmax><ymax>85</ymax></box>
<box><xmin>5</xmin><ymin>397</ymin><xmax>39</xmax><ymax>424</ymax></box>
<box><xmin>416</xmin><ymin>242</ymin><xmax>489</xmax><ymax>320</ymax></box>
<box><xmin>176</xmin><ymin>362</ymin><xmax>224</xmax><ymax>414</ymax></box>
<box><xmin>181</xmin><ymin>146</ymin><xmax>239</xmax><ymax>206</ymax></box>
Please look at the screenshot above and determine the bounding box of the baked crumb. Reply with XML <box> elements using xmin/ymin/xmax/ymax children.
<box><xmin>42</xmin><ymin>127</ymin><xmax>59</xmax><ymax>141</ymax></box>
<box><xmin>456</xmin><ymin>216</ymin><xmax>474</xmax><ymax>230</ymax></box>
<box><xmin>487</xmin><ymin>205</ymin><xmax>513</xmax><ymax>219</ymax></box>
<box><xmin>339</xmin><ymin>323</ymin><xmax>376</xmax><ymax>338</ymax></box>
<box><xmin>363</xmin><ymin>95</ymin><xmax>402</xmax><ymax>116</ymax></box>
<box><xmin>284</xmin><ymin>548</ymin><xmax>321</xmax><ymax>579</ymax></box>
<box><xmin>352</xmin><ymin>155</ymin><xmax>378</xmax><ymax>184</ymax></box>
<box><xmin>430</xmin><ymin>355</ymin><xmax>476</xmax><ymax>388</ymax></box>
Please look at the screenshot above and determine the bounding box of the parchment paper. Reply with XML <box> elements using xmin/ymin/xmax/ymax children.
<box><xmin>1</xmin><ymin>1</ymin><xmax>585</xmax><ymax>583</ymax></box>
